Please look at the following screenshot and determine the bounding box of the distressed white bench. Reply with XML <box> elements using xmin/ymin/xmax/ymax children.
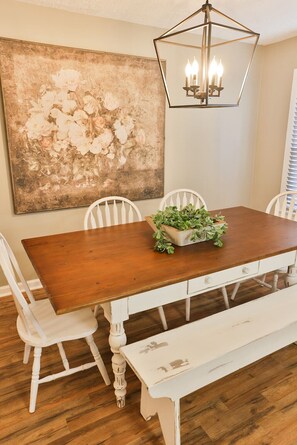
<box><xmin>120</xmin><ymin>286</ymin><xmax>297</xmax><ymax>445</ymax></box>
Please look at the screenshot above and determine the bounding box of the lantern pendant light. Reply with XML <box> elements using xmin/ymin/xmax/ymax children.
<box><xmin>153</xmin><ymin>0</ymin><xmax>260</xmax><ymax>108</ymax></box>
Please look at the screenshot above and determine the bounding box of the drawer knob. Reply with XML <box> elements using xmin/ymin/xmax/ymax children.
<box><xmin>205</xmin><ymin>276</ymin><xmax>212</xmax><ymax>284</ymax></box>
<box><xmin>242</xmin><ymin>267</ymin><xmax>250</xmax><ymax>274</ymax></box>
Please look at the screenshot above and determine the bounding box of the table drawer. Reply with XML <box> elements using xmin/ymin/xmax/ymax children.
<box><xmin>187</xmin><ymin>261</ymin><xmax>259</xmax><ymax>295</ymax></box>
<box><xmin>128</xmin><ymin>281</ymin><xmax>188</xmax><ymax>315</ymax></box>
<box><xmin>258</xmin><ymin>251</ymin><xmax>296</xmax><ymax>275</ymax></box>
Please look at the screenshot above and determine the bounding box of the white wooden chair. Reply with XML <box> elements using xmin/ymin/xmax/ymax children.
<box><xmin>84</xmin><ymin>196</ymin><xmax>168</xmax><ymax>330</ymax></box>
<box><xmin>0</xmin><ymin>233</ymin><xmax>111</xmax><ymax>413</ymax></box>
<box><xmin>159</xmin><ymin>189</ymin><xmax>230</xmax><ymax>321</ymax></box>
<box><xmin>231</xmin><ymin>190</ymin><xmax>297</xmax><ymax>301</ymax></box>
<box><xmin>159</xmin><ymin>188</ymin><xmax>207</xmax><ymax>211</ymax></box>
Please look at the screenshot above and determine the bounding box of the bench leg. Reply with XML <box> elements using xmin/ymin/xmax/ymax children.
<box><xmin>140</xmin><ymin>383</ymin><xmax>157</xmax><ymax>420</ymax></box>
<box><xmin>156</xmin><ymin>397</ymin><xmax>180</xmax><ymax>445</ymax></box>
<box><xmin>140</xmin><ymin>384</ymin><xmax>180</xmax><ymax>444</ymax></box>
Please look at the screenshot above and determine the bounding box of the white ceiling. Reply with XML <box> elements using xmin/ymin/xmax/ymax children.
<box><xmin>16</xmin><ymin>0</ymin><xmax>297</xmax><ymax>46</ymax></box>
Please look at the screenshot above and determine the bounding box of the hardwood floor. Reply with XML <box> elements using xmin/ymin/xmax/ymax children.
<box><xmin>1</xmin><ymin>275</ymin><xmax>297</xmax><ymax>444</ymax></box>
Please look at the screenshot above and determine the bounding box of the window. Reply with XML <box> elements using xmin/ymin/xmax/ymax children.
<box><xmin>281</xmin><ymin>69</ymin><xmax>297</xmax><ymax>193</ymax></box>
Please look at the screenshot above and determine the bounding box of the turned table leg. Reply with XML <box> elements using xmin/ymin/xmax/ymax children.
<box><xmin>109</xmin><ymin>322</ymin><xmax>127</xmax><ymax>408</ymax></box>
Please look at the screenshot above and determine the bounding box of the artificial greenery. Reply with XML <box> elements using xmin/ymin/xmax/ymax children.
<box><xmin>152</xmin><ymin>204</ymin><xmax>228</xmax><ymax>254</ymax></box>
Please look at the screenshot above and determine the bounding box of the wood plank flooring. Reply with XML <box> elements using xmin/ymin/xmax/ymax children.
<box><xmin>2</xmin><ymin>275</ymin><xmax>297</xmax><ymax>444</ymax></box>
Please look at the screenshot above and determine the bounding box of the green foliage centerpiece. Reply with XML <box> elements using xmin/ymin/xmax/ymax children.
<box><xmin>151</xmin><ymin>204</ymin><xmax>228</xmax><ymax>254</ymax></box>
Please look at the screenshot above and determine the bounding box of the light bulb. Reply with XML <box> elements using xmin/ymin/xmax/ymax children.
<box><xmin>185</xmin><ymin>60</ymin><xmax>192</xmax><ymax>78</ymax></box>
<box><xmin>209</xmin><ymin>57</ymin><xmax>217</xmax><ymax>84</ymax></box>
<box><xmin>191</xmin><ymin>57</ymin><xmax>199</xmax><ymax>86</ymax></box>
<box><xmin>191</xmin><ymin>57</ymin><xmax>199</xmax><ymax>76</ymax></box>
<box><xmin>217</xmin><ymin>60</ymin><xmax>224</xmax><ymax>78</ymax></box>
<box><xmin>217</xmin><ymin>60</ymin><xmax>224</xmax><ymax>88</ymax></box>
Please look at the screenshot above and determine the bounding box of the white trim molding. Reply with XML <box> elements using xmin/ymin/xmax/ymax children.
<box><xmin>0</xmin><ymin>279</ymin><xmax>42</xmax><ymax>297</ymax></box>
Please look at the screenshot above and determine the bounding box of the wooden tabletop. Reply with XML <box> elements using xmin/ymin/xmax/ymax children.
<box><xmin>22</xmin><ymin>206</ymin><xmax>297</xmax><ymax>314</ymax></box>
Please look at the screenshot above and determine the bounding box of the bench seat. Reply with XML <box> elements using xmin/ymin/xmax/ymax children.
<box><xmin>120</xmin><ymin>286</ymin><xmax>297</xmax><ymax>445</ymax></box>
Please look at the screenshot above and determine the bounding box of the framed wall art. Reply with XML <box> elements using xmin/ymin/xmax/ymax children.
<box><xmin>0</xmin><ymin>38</ymin><xmax>165</xmax><ymax>214</ymax></box>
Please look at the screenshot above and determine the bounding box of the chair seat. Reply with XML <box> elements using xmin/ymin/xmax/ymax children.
<box><xmin>17</xmin><ymin>299</ymin><xmax>98</xmax><ymax>347</ymax></box>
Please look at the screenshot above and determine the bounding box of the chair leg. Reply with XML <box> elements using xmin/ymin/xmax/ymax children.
<box><xmin>158</xmin><ymin>306</ymin><xmax>168</xmax><ymax>331</ymax></box>
<box><xmin>221</xmin><ymin>286</ymin><xmax>230</xmax><ymax>309</ymax></box>
<box><xmin>29</xmin><ymin>346</ymin><xmax>42</xmax><ymax>413</ymax></box>
<box><xmin>230</xmin><ymin>282</ymin><xmax>241</xmax><ymax>301</ymax></box>
<box><xmin>185</xmin><ymin>297</ymin><xmax>191</xmax><ymax>322</ymax></box>
<box><xmin>259</xmin><ymin>273</ymin><xmax>267</xmax><ymax>285</ymax></box>
<box><xmin>57</xmin><ymin>342</ymin><xmax>70</xmax><ymax>370</ymax></box>
<box><xmin>23</xmin><ymin>344</ymin><xmax>31</xmax><ymax>364</ymax></box>
<box><xmin>85</xmin><ymin>335</ymin><xmax>111</xmax><ymax>385</ymax></box>
<box><xmin>94</xmin><ymin>305</ymin><xmax>100</xmax><ymax>317</ymax></box>
<box><xmin>272</xmin><ymin>272</ymin><xmax>279</xmax><ymax>292</ymax></box>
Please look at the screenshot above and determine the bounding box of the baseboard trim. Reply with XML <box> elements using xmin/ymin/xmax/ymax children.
<box><xmin>0</xmin><ymin>279</ymin><xmax>42</xmax><ymax>297</ymax></box>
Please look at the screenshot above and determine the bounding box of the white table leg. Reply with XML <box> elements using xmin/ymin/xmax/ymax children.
<box><xmin>286</xmin><ymin>266</ymin><xmax>297</xmax><ymax>287</ymax></box>
<box><xmin>285</xmin><ymin>265</ymin><xmax>297</xmax><ymax>346</ymax></box>
<box><xmin>109</xmin><ymin>322</ymin><xmax>127</xmax><ymax>408</ymax></box>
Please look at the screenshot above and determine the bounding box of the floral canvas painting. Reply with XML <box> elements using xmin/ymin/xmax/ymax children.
<box><xmin>0</xmin><ymin>38</ymin><xmax>165</xmax><ymax>213</ymax></box>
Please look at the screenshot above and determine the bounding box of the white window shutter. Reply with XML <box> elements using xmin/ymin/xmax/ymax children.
<box><xmin>281</xmin><ymin>70</ymin><xmax>297</xmax><ymax>193</ymax></box>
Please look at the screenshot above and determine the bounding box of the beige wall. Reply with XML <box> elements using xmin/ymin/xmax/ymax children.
<box><xmin>0</xmin><ymin>0</ymin><xmax>262</xmax><ymax>285</ymax></box>
<box><xmin>251</xmin><ymin>36</ymin><xmax>297</xmax><ymax>210</ymax></box>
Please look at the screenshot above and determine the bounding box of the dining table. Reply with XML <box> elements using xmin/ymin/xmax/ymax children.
<box><xmin>22</xmin><ymin>206</ymin><xmax>297</xmax><ymax>407</ymax></box>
